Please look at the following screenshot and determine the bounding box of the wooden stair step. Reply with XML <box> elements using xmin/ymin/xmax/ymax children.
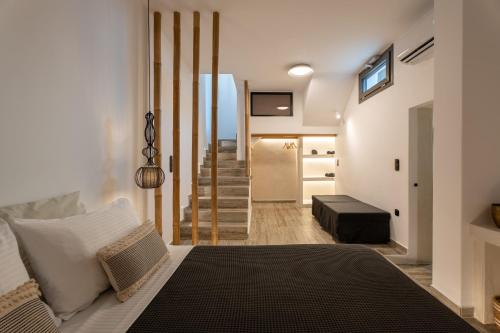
<box><xmin>184</xmin><ymin>207</ymin><xmax>247</xmax><ymax>222</ymax></box>
<box><xmin>217</xmin><ymin>139</ymin><xmax>237</xmax><ymax>148</ymax></box>
<box><xmin>198</xmin><ymin>176</ymin><xmax>249</xmax><ymax>186</ymax></box>
<box><xmin>200</xmin><ymin>167</ymin><xmax>246</xmax><ymax>177</ymax></box>
<box><xmin>180</xmin><ymin>222</ymin><xmax>248</xmax><ymax>240</ymax></box>
<box><xmin>208</xmin><ymin>145</ymin><xmax>237</xmax><ymax>153</ymax></box>
<box><xmin>189</xmin><ymin>195</ymin><xmax>248</xmax><ymax>209</ymax></box>
<box><xmin>203</xmin><ymin>159</ymin><xmax>246</xmax><ymax>168</ymax></box>
<box><xmin>198</xmin><ymin>185</ymin><xmax>249</xmax><ymax>197</ymax></box>
<box><xmin>205</xmin><ymin>152</ymin><xmax>236</xmax><ymax>160</ymax></box>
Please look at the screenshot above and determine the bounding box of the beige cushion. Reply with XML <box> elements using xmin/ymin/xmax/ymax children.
<box><xmin>0</xmin><ymin>279</ymin><xmax>59</xmax><ymax>333</ymax></box>
<box><xmin>0</xmin><ymin>191</ymin><xmax>86</xmax><ymax>277</ymax></box>
<box><xmin>11</xmin><ymin>198</ymin><xmax>141</xmax><ymax>319</ymax></box>
<box><xmin>97</xmin><ymin>222</ymin><xmax>168</xmax><ymax>302</ymax></box>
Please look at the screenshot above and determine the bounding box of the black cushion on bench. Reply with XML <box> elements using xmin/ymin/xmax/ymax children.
<box><xmin>312</xmin><ymin>195</ymin><xmax>390</xmax><ymax>243</ymax></box>
<box><xmin>311</xmin><ymin>195</ymin><xmax>358</xmax><ymax>220</ymax></box>
<box><xmin>322</xmin><ymin>201</ymin><xmax>390</xmax><ymax>243</ymax></box>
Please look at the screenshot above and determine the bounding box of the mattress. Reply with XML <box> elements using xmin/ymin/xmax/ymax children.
<box><xmin>59</xmin><ymin>245</ymin><xmax>193</xmax><ymax>333</ymax></box>
<box><xmin>127</xmin><ymin>245</ymin><xmax>476</xmax><ymax>333</ymax></box>
<box><xmin>311</xmin><ymin>195</ymin><xmax>358</xmax><ymax>220</ymax></box>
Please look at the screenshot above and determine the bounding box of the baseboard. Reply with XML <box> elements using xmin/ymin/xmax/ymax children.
<box><xmin>388</xmin><ymin>239</ymin><xmax>408</xmax><ymax>255</ymax></box>
<box><xmin>460</xmin><ymin>307</ymin><xmax>474</xmax><ymax>318</ymax></box>
<box><xmin>428</xmin><ymin>286</ymin><xmax>475</xmax><ymax>318</ymax></box>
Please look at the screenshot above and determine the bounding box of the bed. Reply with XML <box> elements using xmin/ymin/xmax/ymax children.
<box><xmin>312</xmin><ymin>195</ymin><xmax>390</xmax><ymax>243</ymax></box>
<box><xmin>61</xmin><ymin>244</ymin><xmax>476</xmax><ymax>333</ymax></box>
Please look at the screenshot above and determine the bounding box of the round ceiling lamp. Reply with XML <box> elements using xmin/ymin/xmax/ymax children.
<box><xmin>288</xmin><ymin>64</ymin><xmax>314</xmax><ymax>77</ymax></box>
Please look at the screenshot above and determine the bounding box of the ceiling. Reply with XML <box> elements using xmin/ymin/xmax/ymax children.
<box><xmin>155</xmin><ymin>0</ymin><xmax>433</xmax><ymax>124</ymax></box>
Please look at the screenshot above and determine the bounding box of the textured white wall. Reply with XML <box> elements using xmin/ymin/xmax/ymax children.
<box><xmin>0</xmin><ymin>0</ymin><xmax>149</xmax><ymax>219</ymax></box>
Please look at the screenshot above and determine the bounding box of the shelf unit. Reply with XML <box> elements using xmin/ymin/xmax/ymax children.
<box><xmin>303</xmin><ymin>177</ymin><xmax>335</xmax><ymax>181</ymax></box>
<box><xmin>298</xmin><ymin>136</ymin><xmax>336</xmax><ymax>207</ymax></box>
<box><xmin>303</xmin><ymin>154</ymin><xmax>336</xmax><ymax>159</ymax></box>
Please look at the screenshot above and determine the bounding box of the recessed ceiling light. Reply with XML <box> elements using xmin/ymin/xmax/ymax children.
<box><xmin>288</xmin><ymin>64</ymin><xmax>314</xmax><ymax>77</ymax></box>
<box><xmin>336</xmin><ymin>112</ymin><xmax>341</xmax><ymax>119</ymax></box>
<box><xmin>276</xmin><ymin>106</ymin><xmax>289</xmax><ymax>110</ymax></box>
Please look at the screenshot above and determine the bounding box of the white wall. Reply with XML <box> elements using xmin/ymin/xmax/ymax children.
<box><xmin>433</xmin><ymin>0</ymin><xmax>500</xmax><ymax>310</ymax></box>
<box><xmin>461</xmin><ymin>0</ymin><xmax>500</xmax><ymax>309</ymax></box>
<box><xmin>432</xmin><ymin>0</ymin><xmax>464</xmax><ymax>306</ymax></box>
<box><xmin>250</xmin><ymin>90</ymin><xmax>339</xmax><ymax>134</ymax></box>
<box><xmin>0</xmin><ymin>0</ymin><xmax>149</xmax><ymax>219</ymax></box>
<box><xmin>336</xmin><ymin>20</ymin><xmax>434</xmax><ymax>248</ymax></box>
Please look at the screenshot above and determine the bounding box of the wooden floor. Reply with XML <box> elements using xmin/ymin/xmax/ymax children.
<box><xmin>182</xmin><ymin>202</ymin><xmax>497</xmax><ymax>332</ymax></box>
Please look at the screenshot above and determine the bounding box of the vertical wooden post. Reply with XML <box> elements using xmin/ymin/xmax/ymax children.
<box><xmin>211</xmin><ymin>12</ymin><xmax>219</xmax><ymax>245</ymax></box>
<box><xmin>172</xmin><ymin>11</ymin><xmax>181</xmax><ymax>244</ymax></box>
<box><xmin>153</xmin><ymin>12</ymin><xmax>162</xmax><ymax>235</ymax></box>
<box><xmin>191</xmin><ymin>12</ymin><xmax>200</xmax><ymax>245</ymax></box>
<box><xmin>244</xmin><ymin>80</ymin><xmax>250</xmax><ymax>177</ymax></box>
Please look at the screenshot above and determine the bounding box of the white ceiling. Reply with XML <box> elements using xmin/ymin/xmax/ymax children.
<box><xmin>155</xmin><ymin>0</ymin><xmax>433</xmax><ymax>123</ymax></box>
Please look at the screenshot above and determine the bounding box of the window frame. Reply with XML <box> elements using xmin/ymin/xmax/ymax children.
<box><xmin>250</xmin><ymin>91</ymin><xmax>294</xmax><ymax>117</ymax></box>
<box><xmin>358</xmin><ymin>45</ymin><xmax>394</xmax><ymax>103</ymax></box>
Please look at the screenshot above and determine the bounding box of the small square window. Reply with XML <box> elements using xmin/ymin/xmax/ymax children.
<box><xmin>359</xmin><ymin>45</ymin><xmax>393</xmax><ymax>103</ymax></box>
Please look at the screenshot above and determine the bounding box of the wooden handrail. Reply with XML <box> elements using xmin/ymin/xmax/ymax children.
<box><xmin>153</xmin><ymin>12</ymin><xmax>162</xmax><ymax>236</ymax></box>
<box><xmin>244</xmin><ymin>80</ymin><xmax>250</xmax><ymax>177</ymax></box>
<box><xmin>172</xmin><ymin>11</ymin><xmax>181</xmax><ymax>244</ymax></box>
<box><xmin>211</xmin><ymin>12</ymin><xmax>219</xmax><ymax>245</ymax></box>
<box><xmin>191</xmin><ymin>12</ymin><xmax>200</xmax><ymax>245</ymax></box>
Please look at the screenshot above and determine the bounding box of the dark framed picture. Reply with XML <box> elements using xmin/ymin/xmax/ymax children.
<box><xmin>251</xmin><ymin>92</ymin><xmax>293</xmax><ymax>116</ymax></box>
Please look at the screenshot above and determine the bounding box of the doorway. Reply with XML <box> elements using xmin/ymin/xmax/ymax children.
<box><xmin>409</xmin><ymin>103</ymin><xmax>433</xmax><ymax>263</ymax></box>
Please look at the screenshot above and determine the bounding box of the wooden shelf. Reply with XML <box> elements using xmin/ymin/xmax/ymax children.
<box><xmin>303</xmin><ymin>177</ymin><xmax>335</xmax><ymax>182</ymax></box>
<box><xmin>303</xmin><ymin>155</ymin><xmax>335</xmax><ymax>159</ymax></box>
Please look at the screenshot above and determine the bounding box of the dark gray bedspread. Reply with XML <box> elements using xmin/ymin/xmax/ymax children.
<box><xmin>128</xmin><ymin>245</ymin><xmax>476</xmax><ymax>333</ymax></box>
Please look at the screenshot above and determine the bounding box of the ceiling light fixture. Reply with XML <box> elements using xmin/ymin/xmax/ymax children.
<box><xmin>276</xmin><ymin>106</ymin><xmax>289</xmax><ymax>110</ymax></box>
<box><xmin>336</xmin><ymin>112</ymin><xmax>341</xmax><ymax>120</ymax></box>
<box><xmin>288</xmin><ymin>64</ymin><xmax>314</xmax><ymax>77</ymax></box>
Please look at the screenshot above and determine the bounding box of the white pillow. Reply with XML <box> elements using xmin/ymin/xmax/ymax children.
<box><xmin>0</xmin><ymin>222</ymin><xmax>62</xmax><ymax>327</ymax></box>
<box><xmin>11</xmin><ymin>198</ymin><xmax>141</xmax><ymax>320</ymax></box>
<box><xmin>0</xmin><ymin>222</ymin><xmax>30</xmax><ymax>295</ymax></box>
<box><xmin>0</xmin><ymin>191</ymin><xmax>87</xmax><ymax>278</ymax></box>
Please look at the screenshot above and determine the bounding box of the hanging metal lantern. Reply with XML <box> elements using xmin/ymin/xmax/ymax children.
<box><xmin>135</xmin><ymin>0</ymin><xmax>165</xmax><ymax>189</ymax></box>
<box><xmin>135</xmin><ymin>112</ymin><xmax>165</xmax><ymax>189</ymax></box>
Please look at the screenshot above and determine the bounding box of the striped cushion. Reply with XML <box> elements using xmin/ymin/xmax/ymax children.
<box><xmin>97</xmin><ymin>222</ymin><xmax>168</xmax><ymax>302</ymax></box>
<box><xmin>0</xmin><ymin>280</ymin><xmax>59</xmax><ymax>333</ymax></box>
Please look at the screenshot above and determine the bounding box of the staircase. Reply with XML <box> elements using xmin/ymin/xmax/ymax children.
<box><xmin>180</xmin><ymin>139</ymin><xmax>250</xmax><ymax>240</ymax></box>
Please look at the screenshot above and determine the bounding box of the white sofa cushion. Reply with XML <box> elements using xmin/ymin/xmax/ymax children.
<box><xmin>11</xmin><ymin>198</ymin><xmax>140</xmax><ymax>319</ymax></box>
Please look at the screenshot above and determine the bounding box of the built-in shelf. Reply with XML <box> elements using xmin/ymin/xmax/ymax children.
<box><xmin>303</xmin><ymin>177</ymin><xmax>335</xmax><ymax>181</ymax></box>
<box><xmin>470</xmin><ymin>219</ymin><xmax>500</xmax><ymax>247</ymax></box>
<box><xmin>303</xmin><ymin>155</ymin><xmax>335</xmax><ymax>159</ymax></box>
<box><xmin>300</xmin><ymin>136</ymin><xmax>337</xmax><ymax>206</ymax></box>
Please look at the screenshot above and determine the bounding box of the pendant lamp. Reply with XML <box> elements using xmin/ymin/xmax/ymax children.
<box><xmin>135</xmin><ymin>0</ymin><xmax>165</xmax><ymax>189</ymax></box>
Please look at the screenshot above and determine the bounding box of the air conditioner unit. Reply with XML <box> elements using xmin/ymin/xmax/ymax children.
<box><xmin>396</xmin><ymin>11</ymin><xmax>434</xmax><ymax>65</ymax></box>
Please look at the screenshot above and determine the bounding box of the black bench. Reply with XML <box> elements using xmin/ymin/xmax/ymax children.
<box><xmin>312</xmin><ymin>195</ymin><xmax>390</xmax><ymax>244</ymax></box>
